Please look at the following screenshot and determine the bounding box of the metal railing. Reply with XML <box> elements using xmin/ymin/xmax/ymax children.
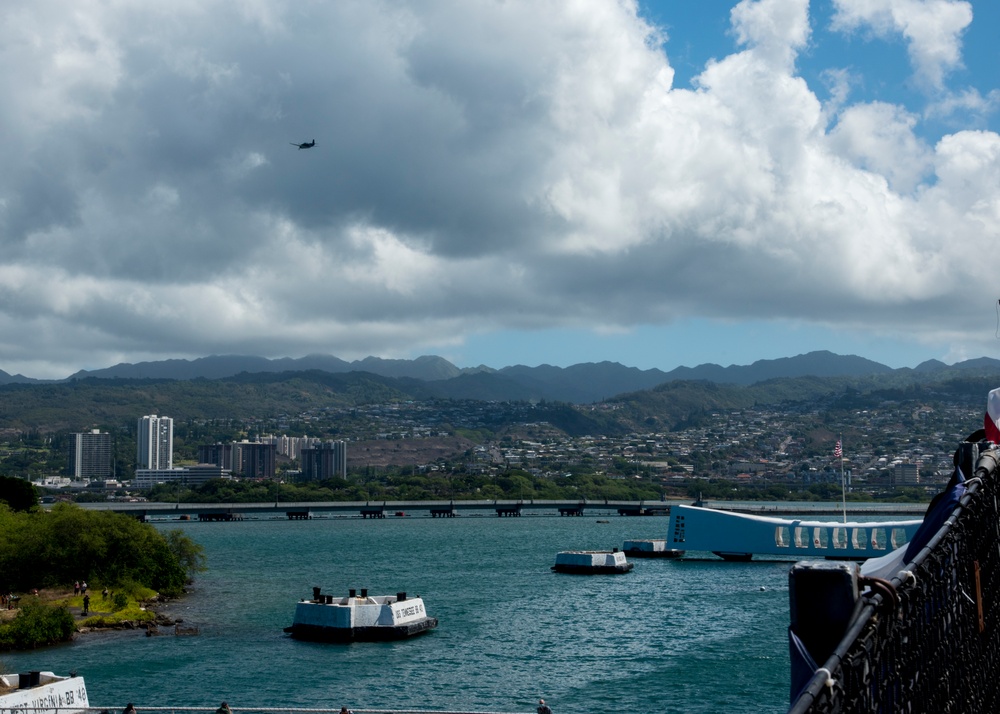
<box><xmin>788</xmin><ymin>440</ymin><xmax>1000</xmax><ymax>712</ymax></box>
<box><xmin>9</xmin><ymin>705</ymin><xmax>530</xmax><ymax>714</ymax></box>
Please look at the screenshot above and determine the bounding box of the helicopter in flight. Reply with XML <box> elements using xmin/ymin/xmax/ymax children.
<box><xmin>290</xmin><ymin>140</ymin><xmax>316</xmax><ymax>150</ymax></box>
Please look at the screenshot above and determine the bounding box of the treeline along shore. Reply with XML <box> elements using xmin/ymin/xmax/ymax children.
<box><xmin>0</xmin><ymin>487</ymin><xmax>205</xmax><ymax>651</ymax></box>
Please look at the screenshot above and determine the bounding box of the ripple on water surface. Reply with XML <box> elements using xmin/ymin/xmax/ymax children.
<box><xmin>3</xmin><ymin>515</ymin><xmax>794</xmax><ymax>713</ymax></box>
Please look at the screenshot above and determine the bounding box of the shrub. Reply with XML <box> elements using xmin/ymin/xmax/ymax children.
<box><xmin>112</xmin><ymin>592</ymin><xmax>129</xmax><ymax>611</ymax></box>
<box><xmin>0</xmin><ymin>602</ymin><xmax>76</xmax><ymax>650</ymax></box>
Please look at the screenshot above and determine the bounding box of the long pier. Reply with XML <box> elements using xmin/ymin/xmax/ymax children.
<box><xmin>72</xmin><ymin>499</ymin><xmax>673</xmax><ymax>521</ymax></box>
<box><xmin>67</xmin><ymin>499</ymin><xmax>928</xmax><ymax>522</ymax></box>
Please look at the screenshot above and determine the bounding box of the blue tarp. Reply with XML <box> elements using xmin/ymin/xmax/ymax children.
<box><xmin>902</xmin><ymin>464</ymin><xmax>966</xmax><ymax>563</ymax></box>
<box><xmin>788</xmin><ymin>627</ymin><xmax>820</xmax><ymax>702</ymax></box>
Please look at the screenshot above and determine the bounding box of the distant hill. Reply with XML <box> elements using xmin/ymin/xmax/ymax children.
<box><xmin>3</xmin><ymin>350</ymin><xmax>1000</xmax><ymax>405</ymax></box>
<box><xmin>601</xmin><ymin>370</ymin><xmax>1000</xmax><ymax>432</ymax></box>
<box><xmin>0</xmin><ymin>371</ymin><xmax>416</xmax><ymax>431</ymax></box>
<box><xmin>946</xmin><ymin>357</ymin><xmax>1000</xmax><ymax>371</ymax></box>
<box><xmin>0</xmin><ymin>368</ymin><xmax>39</xmax><ymax>385</ymax></box>
<box><xmin>3</xmin><ymin>360</ymin><xmax>1000</xmax><ymax>433</ymax></box>
<box><xmin>410</xmin><ymin>372</ymin><xmax>540</xmax><ymax>402</ymax></box>
<box><xmin>62</xmin><ymin>352</ymin><xmax>904</xmax><ymax>404</ymax></box>
<box><xmin>62</xmin><ymin>354</ymin><xmax>465</xmax><ymax>382</ymax></box>
<box><xmin>914</xmin><ymin>358</ymin><xmax>949</xmax><ymax>372</ymax></box>
<box><xmin>354</xmin><ymin>355</ymin><xmax>466</xmax><ymax>381</ymax></box>
<box><xmin>659</xmin><ymin>350</ymin><xmax>893</xmax><ymax>385</ymax></box>
<box><xmin>489</xmin><ymin>362</ymin><xmax>667</xmax><ymax>403</ymax></box>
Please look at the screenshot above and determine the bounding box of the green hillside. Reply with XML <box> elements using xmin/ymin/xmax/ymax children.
<box><xmin>0</xmin><ymin>371</ymin><xmax>414</xmax><ymax>431</ymax></box>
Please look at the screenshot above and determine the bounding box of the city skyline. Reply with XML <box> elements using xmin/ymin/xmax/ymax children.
<box><xmin>3</xmin><ymin>0</ymin><xmax>999</xmax><ymax>380</ymax></box>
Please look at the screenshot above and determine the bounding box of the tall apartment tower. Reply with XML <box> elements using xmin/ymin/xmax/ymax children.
<box><xmin>300</xmin><ymin>440</ymin><xmax>348</xmax><ymax>481</ymax></box>
<box><xmin>234</xmin><ymin>441</ymin><xmax>276</xmax><ymax>480</ymax></box>
<box><xmin>198</xmin><ymin>443</ymin><xmax>235</xmax><ymax>470</ymax></box>
<box><xmin>67</xmin><ymin>429</ymin><xmax>113</xmax><ymax>480</ymax></box>
<box><xmin>137</xmin><ymin>415</ymin><xmax>174</xmax><ymax>470</ymax></box>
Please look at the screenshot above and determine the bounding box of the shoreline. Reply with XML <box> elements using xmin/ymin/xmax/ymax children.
<box><xmin>1</xmin><ymin>588</ymin><xmax>179</xmax><ymax>639</ymax></box>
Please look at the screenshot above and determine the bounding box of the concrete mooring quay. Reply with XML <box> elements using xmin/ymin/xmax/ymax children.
<box><xmin>70</xmin><ymin>499</ymin><xmax>928</xmax><ymax>522</ymax></box>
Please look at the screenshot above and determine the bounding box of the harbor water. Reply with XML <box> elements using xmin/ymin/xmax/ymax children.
<box><xmin>2</xmin><ymin>513</ymin><xmax>796</xmax><ymax>713</ymax></box>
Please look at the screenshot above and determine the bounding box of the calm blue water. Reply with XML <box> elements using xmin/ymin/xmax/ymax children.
<box><xmin>2</xmin><ymin>514</ymin><xmax>795</xmax><ymax>713</ymax></box>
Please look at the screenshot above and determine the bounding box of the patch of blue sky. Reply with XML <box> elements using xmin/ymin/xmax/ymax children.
<box><xmin>638</xmin><ymin>0</ymin><xmax>999</xmax><ymax>142</ymax></box>
<box><xmin>441</xmin><ymin>320</ymin><xmax>944</xmax><ymax>372</ymax></box>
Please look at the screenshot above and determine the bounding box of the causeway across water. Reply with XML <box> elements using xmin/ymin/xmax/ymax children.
<box><xmin>66</xmin><ymin>498</ymin><xmax>927</xmax><ymax>521</ymax></box>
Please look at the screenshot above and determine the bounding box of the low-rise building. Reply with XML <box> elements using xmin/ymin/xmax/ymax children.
<box><xmin>134</xmin><ymin>464</ymin><xmax>231</xmax><ymax>489</ymax></box>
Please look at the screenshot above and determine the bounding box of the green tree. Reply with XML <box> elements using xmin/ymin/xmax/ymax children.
<box><xmin>0</xmin><ymin>503</ymin><xmax>195</xmax><ymax>597</ymax></box>
<box><xmin>164</xmin><ymin>529</ymin><xmax>207</xmax><ymax>580</ymax></box>
<box><xmin>0</xmin><ymin>476</ymin><xmax>38</xmax><ymax>512</ymax></box>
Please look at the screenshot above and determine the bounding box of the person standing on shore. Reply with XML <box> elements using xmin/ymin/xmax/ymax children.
<box><xmin>123</xmin><ymin>703</ymin><xmax>137</xmax><ymax>714</ymax></box>
<box><xmin>537</xmin><ymin>698</ymin><xmax>552</xmax><ymax>714</ymax></box>
<box><xmin>82</xmin><ymin>594</ymin><xmax>90</xmax><ymax>616</ymax></box>
<box><xmin>216</xmin><ymin>701</ymin><xmax>232</xmax><ymax>714</ymax></box>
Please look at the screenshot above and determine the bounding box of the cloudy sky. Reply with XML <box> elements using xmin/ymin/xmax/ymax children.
<box><xmin>2</xmin><ymin>0</ymin><xmax>999</xmax><ymax>379</ymax></box>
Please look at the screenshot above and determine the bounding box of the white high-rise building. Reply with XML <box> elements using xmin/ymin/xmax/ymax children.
<box><xmin>137</xmin><ymin>415</ymin><xmax>173</xmax><ymax>470</ymax></box>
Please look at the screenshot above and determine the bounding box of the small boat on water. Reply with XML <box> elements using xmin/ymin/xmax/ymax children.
<box><xmin>622</xmin><ymin>539</ymin><xmax>684</xmax><ymax>558</ymax></box>
<box><xmin>552</xmin><ymin>549</ymin><xmax>633</xmax><ymax>574</ymax></box>
<box><xmin>0</xmin><ymin>672</ymin><xmax>89</xmax><ymax>714</ymax></box>
<box><xmin>284</xmin><ymin>587</ymin><xmax>437</xmax><ymax>642</ymax></box>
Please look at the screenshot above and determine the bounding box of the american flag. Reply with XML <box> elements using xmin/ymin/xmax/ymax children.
<box><xmin>833</xmin><ymin>440</ymin><xmax>843</xmax><ymax>458</ymax></box>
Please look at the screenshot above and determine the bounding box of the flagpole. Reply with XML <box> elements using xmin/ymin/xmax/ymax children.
<box><xmin>839</xmin><ymin>436</ymin><xmax>847</xmax><ymax>524</ymax></box>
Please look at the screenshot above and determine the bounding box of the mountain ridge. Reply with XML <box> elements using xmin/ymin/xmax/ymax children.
<box><xmin>3</xmin><ymin>351</ymin><xmax>1000</xmax><ymax>405</ymax></box>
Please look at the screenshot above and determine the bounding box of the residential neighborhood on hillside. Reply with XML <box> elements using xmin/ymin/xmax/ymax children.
<box><xmin>2</xmin><ymin>350</ymin><xmax>996</xmax><ymax>503</ymax></box>
<box><xmin>6</xmin><ymin>390</ymin><xmax>980</xmax><ymax>503</ymax></box>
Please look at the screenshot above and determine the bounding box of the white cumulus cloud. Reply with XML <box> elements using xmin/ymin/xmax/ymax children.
<box><xmin>0</xmin><ymin>0</ymin><xmax>997</xmax><ymax>377</ymax></box>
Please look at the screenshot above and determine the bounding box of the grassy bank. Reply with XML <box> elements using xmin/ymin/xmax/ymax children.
<box><xmin>0</xmin><ymin>585</ymin><xmax>164</xmax><ymax>650</ymax></box>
